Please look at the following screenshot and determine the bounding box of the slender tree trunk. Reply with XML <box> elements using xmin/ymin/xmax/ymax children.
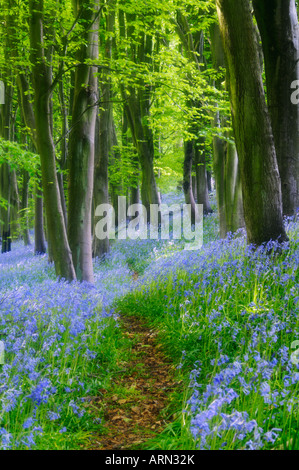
<box><xmin>93</xmin><ymin>112</ymin><xmax>110</xmax><ymax>258</ymax></box>
<box><xmin>119</xmin><ymin>12</ymin><xmax>160</xmax><ymax>215</ymax></box>
<box><xmin>110</xmin><ymin>121</ymin><xmax>123</xmax><ymax>225</ymax></box>
<box><xmin>216</xmin><ymin>0</ymin><xmax>288</xmax><ymax>245</ymax></box>
<box><xmin>0</xmin><ymin>82</ymin><xmax>13</xmax><ymax>253</ymax></box>
<box><xmin>58</xmin><ymin>77</ymin><xmax>68</xmax><ymax>226</ymax></box>
<box><xmin>10</xmin><ymin>170</ymin><xmax>20</xmax><ymax>239</ymax></box>
<box><xmin>34</xmin><ymin>184</ymin><xmax>46</xmax><ymax>255</ymax></box>
<box><xmin>68</xmin><ymin>0</ymin><xmax>99</xmax><ymax>281</ymax></box>
<box><xmin>174</xmin><ymin>11</ymin><xmax>212</xmax><ymax>214</ymax></box>
<box><xmin>130</xmin><ymin>184</ymin><xmax>140</xmax><ymax>206</ymax></box>
<box><xmin>123</xmin><ymin>98</ymin><xmax>161</xmax><ymax>215</ymax></box>
<box><xmin>21</xmin><ymin>170</ymin><xmax>31</xmax><ymax>246</ymax></box>
<box><xmin>93</xmin><ymin>1</ymin><xmax>115</xmax><ymax>258</ymax></box>
<box><xmin>253</xmin><ymin>0</ymin><xmax>299</xmax><ymax>216</ymax></box>
<box><xmin>210</xmin><ymin>22</ymin><xmax>244</xmax><ymax>238</ymax></box>
<box><xmin>194</xmin><ymin>138</ymin><xmax>213</xmax><ymax>214</ymax></box>
<box><xmin>183</xmin><ymin>140</ymin><xmax>198</xmax><ymax>225</ymax></box>
<box><xmin>224</xmin><ymin>140</ymin><xmax>244</xmax><ymax>234</ymax></box>
<box><xmin>29</xmin><ymin>0</ymin><xmax>75</xmax><ymax>280</ymax></box>
<box><xmin>207</xmin><ymin>171</ymin><xmax>212</xmax><ymax>192</ymax></box>
<box><xmin>0</xmin><ymin>163</ymin><xmax>11</xmax><ymax>253</ymax></box>
<box><xmin>192</xmin><ymin>175</ymin><xmax>197</xmax><ymax>202</ymax></box>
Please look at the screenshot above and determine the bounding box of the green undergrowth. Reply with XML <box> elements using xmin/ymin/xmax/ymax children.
<box><xmin>116</xmin><ymin>221</ymin><xmax>299</xmax><ymax>450</ymax></box>
<box><xmin>33</xmin><ymin>316</ymin><xmax>133</xmax><ymax>450</ymax></box>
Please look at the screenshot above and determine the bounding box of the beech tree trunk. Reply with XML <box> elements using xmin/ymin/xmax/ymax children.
<box><xmin>34</xmin><ymin>184</ymin><xmax>46</xmax><ymax>255</ymax></box>
<box><xmin>68</xmin><ymin>0</ymin><xmax>99</xmax><ymax>281</ymax></box>
<box><xmin>93</xmin><ymin>1</ymin><xmax>116</xmax><ymax>258</ymax></box>
<box><xmin>224</xmin><ymin>140</ymin><xmax>244</xmax><ymax>234</ymax></box>
<box><xmin>119</xmin><ymin>12</ymin><xmax>160</xmax><ymax>215</ymax></box>
<box><xmin>253</xmin><ymin>0</ymin><xmax>299</xmax><ymax>216</ymax></box>
<box><xmin>0</xmin><ymin>163</ymin><xmax>11</xmax><ymax>253</ymax></box>
<box><xmin>174</xmin><ymin>11</ymin><xmax>212</xmax><ymax>214</ymax></box>
<box><xmin>109</xmin><ymin>121</ymin><xmax>122</xmax><ymax>225</ymax></box>
<box><xmin>21</xmin><ymin>170</ymin><xmax>31</xmax><ymax>246</ymax></box>
<box><xmin>194</xmin><ymin>138</ymin><xmax>213</xmax><ymax>214</ymax></box>
<box><xmin>29</xmin><ymin>0</ymin><xmax>75</xmax><ymax>279</ymax></box>
<box><xmin>216</xmin><ymin>0</ymin><xmax>288</xmax><ymax>245</ymax></box>
<box><xmin>210</xmin><ymin>22</ymin><xmax>244</xmax><ymax>238</ymax></box>
<box><xmin>10</xmin><ymin>169</ymin><xmax>20</xmax><ymax>239</ymax></box>
<box><xmin>58</xmin><ymin>77</ymin><xmax>68</xmax><ymax>226</ymax></box>
<box><xmin>183</xmin><ymin>140</ymin><xmax>198</xmax><ymax>225</ymax></box>
<box><xmin>93</xmin><ymin>112</ymin><xmax>110</xmax><ymax>258</ymax></box>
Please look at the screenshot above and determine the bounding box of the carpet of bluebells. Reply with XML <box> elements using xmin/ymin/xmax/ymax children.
<box><xmin>0</xmin><ymin>239</ymin><xmax>135</xmax><ymax>449</ymax></box>
<box><xmin>0</xmin><ymin>191</ymin><xmax>211</xmax><ymax>450</ymax></box>
<box><xmin>118</xmin><ymin>215</ymin><xmax>299</xmax><ymax>450</ymax></box>
<box><xmin>1</xmin><ymin>190</ymin><xmax>298</xmax><ymax>450</ymax></box>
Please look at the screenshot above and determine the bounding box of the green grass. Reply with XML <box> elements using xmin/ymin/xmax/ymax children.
<box><xmin>116</xmin><ymin>221</ymin><xmax>299</xmax><ymax>450</ymax></box>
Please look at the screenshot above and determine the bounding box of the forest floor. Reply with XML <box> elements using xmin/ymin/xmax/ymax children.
<box><xmin>1</xmin><ymin>197</ymin><xmax>298</xmax><ymax>450</ymax></box>
<box><xmin>88</xmin><ymin>313</ymin><xmax>182</xmax><ymax>450</ymax></box>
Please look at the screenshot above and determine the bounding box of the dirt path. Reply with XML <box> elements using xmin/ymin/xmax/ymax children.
<box><xmin>89</xmin><ymin>314</ymin><xmax>181</xmax><ymax>450</ymax></box>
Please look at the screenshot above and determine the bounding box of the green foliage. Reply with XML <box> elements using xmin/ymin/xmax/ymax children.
<box><xmin>0</xmin><ymin>138</ymin><xmax>40</xmax><ymax>179</ymax></box>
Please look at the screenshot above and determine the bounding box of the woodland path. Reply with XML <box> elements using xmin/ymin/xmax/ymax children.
<box><xmin>89</xmin><ymin>314</ymin><xmax>182</xmax><ymax>450</ymax></box>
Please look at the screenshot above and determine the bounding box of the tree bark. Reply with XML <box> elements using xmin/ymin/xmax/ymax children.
<box><xmin>34</xmin><ymin>184</ymin><xmax>46</xmax><ymax>255</ymax></box>
<box><xmin>216</xmin><ymin>0</ymin><xmax>288</xmax><ymax>245</ymax></box>
<box><xmin>0</xmin><ymin>163</ymin><xmax>11</xmax><ymax>253</ymax></box>
<box><xmin>174</xmin><ymin>10</ymin><xmax>212</xmax><ymax>214</ymax></box>
<box><xmin>210</xmin><ymin>22</ymin><xmax>244</xmax><ymax>238</ymax></box>
<box><xmin>0</xmin><ymin>80</ymin><xmax>13</xmax><ymax>253</ymax></box>
<box><xmin>29</xmin><ymin>0</ymin><xmax>75</xmax><ymax>279</ymax></box>
<box><xmin>68</xmin><ymin>0</ymin><xmax>99</xmax><ymax>281</ymax></box>
<box><xmin>194</xmin><ymin>138</ymin><xmax>213</xmax><ymax>214</ymax></box>
<box><xmin>21</xmin><ymin>170</ymin><xmax>31</xmax><ymax>246</ymax></box>
<box><xmin>119</xmin><ymin>12</ymin><xmax>161</xmax><ymax>215</ymax></box>
<box><xmin>253</xmin><ymin>0</ymin><xmax>299</xmax><ymax>216</ymax></box>
<box><xmin>183</xmin><ymin>139</ymin><xmax>198</xmax><ymax>225</ymax></box>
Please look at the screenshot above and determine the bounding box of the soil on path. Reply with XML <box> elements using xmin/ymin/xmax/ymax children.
<box><xmin>90</xmin><ymin>314</ymin><xmax>182</xmax><ymax>450</ymax></box>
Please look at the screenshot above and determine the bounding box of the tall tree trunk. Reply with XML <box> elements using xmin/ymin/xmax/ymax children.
<box><xmin>58</xmin><ymin>77</ymin><xmax>68</xmax><ymax>226</ymax></box>
<box><xmin>93</xmin><ymin>112</ymin><xmax>110</xmax><ymax>258</ymax></box>
<box><xmin>93</xmin><ymin>1</ymin><xmax>115</xmax><ymax>258</ymax></box>
<box><xmin>213</xmin><ymin>127</ymin><xmax>228</xmax><ymax>238</ymax></box>
<box><xmin>174</xmin><ymin>11</ymin><xmax>212</xmax><ymax>214</ymax></box>
<box><xmin>68</xmin><ymin>0</ymin><xmax>99</xmax><ymax>281</ymax></box>
<box><xmin>194</xmin><ymin>138</ymin><xmax>213</xmax><ymax>214</ymax></box>
<box><xmin>123</xmin><ymin>96</ymin><xmax>161</xmax><ymax>215</ymax></box>
<box><xmin>0</xmin><ymin>81</ymin><xmax>13</xmax><ymax>253</ymax></box>
<box><xmin>224</xmin><ymin>140</ymin><xmax>244</xmax><ymax>234</ymax></box>
<box><xmin>29</xmin><ymin>0</ymin><xmax>75</xmax><ymax>280</ymax></box>
<box><xmin>183</xmin><ymin>139</ymin><xmax>198</xmax><ymax>225</ymax></box>
<box><xmin>21</xmin><ymin>170</ymin><xmax>31</xmax><ymax>246</ymax></box>
<box><xmin>109</xmin><ymin>121</ymin><xmax>122</xmax><ymax>225</ymax></box>
<box><xmin>207</xmin><ymin>171</ymin><xmax>212</xmax><ymax>192</ymax></box>
<box><xmin>216</xmin><ymin>0</ymin><xmax>288</xmax><ymax>245</ymax></box>
<box><xmin>253</xmin><ymin>0</ymin><xmax>299</xmax><ymax>216</ymax></box>
<box><xmin>210</xmin><ymin>22</ymin><xmax>244</xmax><ymax>238</ymax></box>
<box><xmin>0</xmin><ymin>6</ymin><xmax>14</xmax><ymax>253</ymax></box>
<box><xmin>34</xmin><ymin>184</ymin><xmax>46</xmax><ymax>255</ymax></box>
<box><xmin>119</xmin><ymin>12</ymin><xmax>160</xmax><ymax>215</ymax></box>
<box><xmin>10</xmin><ymin>169</ymin><xmax>20</xmax><ymax>239</ymax></box>
<box><xmin>0</xmin><ymin>163</ymin><xmax>11</xmax><ymax>253</ymax></box>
